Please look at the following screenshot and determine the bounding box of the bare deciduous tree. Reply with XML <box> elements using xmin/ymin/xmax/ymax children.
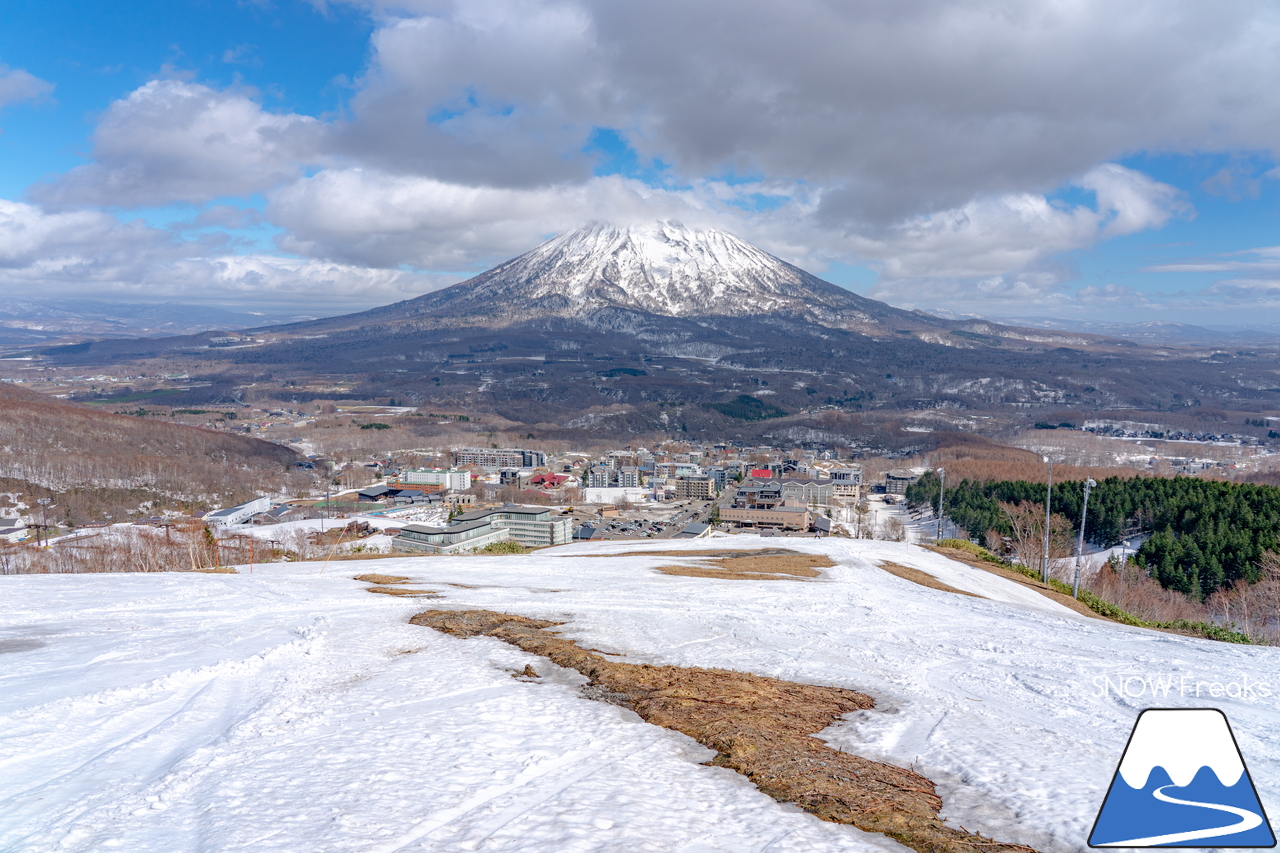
<box><xmin>998</xmin><ymin>501</ymin><xmax>1073</xmax><ymax>580</ymax></box>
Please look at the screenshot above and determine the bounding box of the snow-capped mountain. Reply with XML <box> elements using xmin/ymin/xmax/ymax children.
<box><xmin>434</xmin><ymin>221</ymin><xmax>886</xmax><ymax>320</ymax></box>
<box><xmin>326</xmin><ymin>221</ymin><xmax>944</xmax><ymax>334</ymax></box>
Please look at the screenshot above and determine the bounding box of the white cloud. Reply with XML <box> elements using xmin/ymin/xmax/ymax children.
<box><xmin>0</xmin><ymin>64</ymin><xmax>52</xmax><ymax>109</ymax></box>
<box><xmin>0</xmin><ymin>199</ymin><xmax>159</xmax><ymax>267</ymax></box>
<box><xmin>267</xmin><ymin>169</ymin><xmax>727</xmax><ymax>268</ymax></box>
<box><xmin>31</xmin><ymin>80</ymin><xmax>327</xmax><ymax>208</ymax></box>
<box><xmin>0</xmin><ymin>199</ymin><xmax>447</xmax><ymax>311</ymax></box>
<box><xmin>320</xmin><ymin>0</ymin><xmax>1280</xmax><ymax>226</ymax></box>
<box><xmin>843</xmin><ymin>165</ymin><xmax>1184</xmax><ymax>308</ymax></box>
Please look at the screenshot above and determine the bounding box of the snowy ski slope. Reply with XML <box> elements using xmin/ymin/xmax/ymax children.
<box><xmin>2</xmin><ymin>538</ymin><xmax>1277</xmax><ymax>852</ymax></box>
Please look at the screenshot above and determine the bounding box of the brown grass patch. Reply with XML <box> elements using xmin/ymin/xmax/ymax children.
<box><xmin>412</xmin><ymin>608</ymin><xmax>1037</xmax><ymax>853</ymax></box>
<box><xmin>354</xmin><ymin>573</ymin><xmax>411</xmax><ymax>584</ymax></box>
<box><xmin>923</xmin><ymin>546</ymin><xmax>1103</xmax><ymax>620</ymax></box>
<box><xmin>365</xmin><ymin>586</ymin><xmax>439</xmax><ymax>597</ymax></box>
<box><xmin>193</xmin><ymin>567</ymin><xmax>239</xmax><ymax>574</ymax></box>
<box><xmin>877</xmin><ymin>561</ymin><xmax>983</xmax><ymax>598</ymax></box>
<box><xmin>604</xmin><ymin>548</ymin><xmax>808</xmax><ymax>559</ymax></box>
<box><xmin>647</xmin><ymin>551</ymin><xmax>835</xmax><ymax>581</ymax></box>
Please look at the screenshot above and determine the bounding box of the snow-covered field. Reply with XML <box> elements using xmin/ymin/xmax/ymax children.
<box><xmin>3</xmin><ymin>538</ymin><xmax>1278</xmax><ymax>853</ymax></box>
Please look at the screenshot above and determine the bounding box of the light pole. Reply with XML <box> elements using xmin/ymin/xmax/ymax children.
<box><xmin>935</xmin><ymin>467</ymin><xmax>946</xmax><ymax>543</ymax></box>
<box><xmin>36</xmin><ymin>498</ymin><xmax>51</xmax><ymax>547</ymax></box>
<box><xmin>1073</xmin><ymin>478</ymin><xmax>1097</xmax><ymax>598</ymax></box>
<box><xmin>1041</xmin><ymin>456</ymin><xmax>1053</xmax><ymax>583</ymax></box>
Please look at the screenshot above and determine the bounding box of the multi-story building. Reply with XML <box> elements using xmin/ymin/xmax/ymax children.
<box><xmin>777</xmin><ymin>478</ymin><xmax>834</xmax><ymax>506</ymax></box>
<box><xmin>734</xmin><ymin>483</ymin><xmax>782</xmax><ymax>509</ymax></box>
<box><xmin>830</xmin><ymin>466</ymin><xmax>862</xmax><ymax>498</ymax></box>
<box><xmin>885</xmin><ymin>468</ymin><xmax>922</xmax><ymax>495</ymax></box>
<box><xmin>453</xmin><ymin>447</ymin><xmax>547</xmax><ymax>470</ymax></box>
<box><xmin>205</xmin><ymin>496</ymin><xmax>272</xmax><ymax>528</ymax></box>
<box><xmin>498</xmin><ymin>467</ymin><xmax>532</xmax><ymax>486</ymax></box>
<box><xmin>708</xmin><ymin>467</ymin><xmax>733</xmax><ymax>492</ymax></box>
<box><xmin>401</xmin><ymin>467</ymin><xmax>472</xmax><ymax>490</ymax></box>
<box><xmin>616</xmin><ymin>466</ymin><xmax>641</xmax><ymax>488</ymax></box>
<box><xmin>393</xmin><ymin>505</ymin><xmax>573</xmax><ymax>553</ymax></box>
<box><xmin>673</xmin><ymin>476</ymin><xmax>715</xmax><ymax>501</ymax></box>
<box><xmin>588</xmin><ymin>466</ymin><xmax>614</xmax><ymax>489</ymax></box>
<box><xmin>393</xmin><ymin>518</ymin><xmax>512</xmax><ymax>554</ymax></box>
<box><xmin>721</xmin><ymin>505</ymin><xmax>810</xmax><ymax>530</ymax></box>
<box><xmin>654</xmin><ymin>461</ymin><xmax>702</xmax><ymax>479</ymax></box>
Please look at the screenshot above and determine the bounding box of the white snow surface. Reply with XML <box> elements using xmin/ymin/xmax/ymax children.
<box><xmin>3</xmin><ymin>537</ymin><xmax>1279</xmax><ymax>853</ymax></box>
<box><xmin>441</xmin><ymin>221</ymin><xmax>880</xmax><ymax>323</ymax></box>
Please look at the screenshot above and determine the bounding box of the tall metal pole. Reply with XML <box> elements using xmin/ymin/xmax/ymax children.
<box><xmin>37</xmin><ymin>498</ymin><xmax>51</xmax><ymax>548</ymax></box>
<box><xmin>1073</xmin><ymin>478</ymin><xmax>1096</xmax><ymax>598</ymax></box>
<box><xmin>1042</xmin><ymin>457</ymin><xmax>1053</xmax><ymax>583</ymax></box>
<box><xmin>936</xmin><ymin>467</ymin><xmax>946</xmax><ymax>542</ymax></box>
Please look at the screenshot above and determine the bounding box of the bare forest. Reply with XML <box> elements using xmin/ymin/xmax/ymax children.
<box><xmin>0</xmin><ymin>384</ymin><xmax>311</xmax><ymax>523</ymax></box>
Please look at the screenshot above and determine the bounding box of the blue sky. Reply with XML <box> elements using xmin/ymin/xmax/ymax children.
<box><xmin>1</xmin><ymin>0</ymin><xmax>1279</xmax><ymax>324</ymax></box>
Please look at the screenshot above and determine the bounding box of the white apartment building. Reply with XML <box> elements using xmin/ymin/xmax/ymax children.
<box><xmin>402</xmin><ymin>468</ymin><xmax>472</xmax><ymax>490</ymax></box>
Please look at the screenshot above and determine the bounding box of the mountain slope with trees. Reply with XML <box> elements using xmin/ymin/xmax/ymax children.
<box><xmin>908</xmin><ymin>472</ymin><xmax>1280</xmax><ymax>599</ymax></box>
<box><xmin>0</xmin><ymin>383</ymin><xmax>308</xmax><ymax>524</ymax></box>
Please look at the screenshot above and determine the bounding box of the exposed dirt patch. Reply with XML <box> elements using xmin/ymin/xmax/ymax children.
<box><xmin>412</xmin><ymin>608</ymin><xmax>1038</xmax><ymax>853</ymax></box>
<box><xmin>193</xmin><ymin>567</ymin><xmax>238</xmax><ymax>574</ymax></box>
<box><xmin>922</xmin><ymin>547</ymin><xmax>1104</xmax><ymax>620</ymax></box>
<box><xmin>604</xmin><ymin>548</ymin><xmax>811</xmax><ymax>560</ymax></box>
<box><xmin>651</xmin><ymin>552</ymin><xmax>835</xmax><ymax>581</ymax></box>
<box><xmin>354</xmin><ymin>573</ymin><xmax>411</xmax><ymax>584</ymax></box>
<box><xmin>365</xmin><ymin>586</ymin><xmax>440</xmax><ymax>597</ymax></box>
<box><xmin>876</xmin><ymin>561</ymin><xmax>984</xmax><ymax>598</ymax></box>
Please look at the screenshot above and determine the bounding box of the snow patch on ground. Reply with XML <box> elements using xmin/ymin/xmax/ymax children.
<box><xmin>2</xmin><ymin>538</ymin><xmax>1278</xmax><ymax>852</ymax></box>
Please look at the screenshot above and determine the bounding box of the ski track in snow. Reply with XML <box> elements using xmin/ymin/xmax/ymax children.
<box><xmin>2</xmin><ymin>537</ymin><xmax>1278</xmax><ymax>852</ymax></box>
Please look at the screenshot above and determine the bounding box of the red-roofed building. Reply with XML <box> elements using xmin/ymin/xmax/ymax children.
<box><xmin>529</xmin><ymin>472</ymin><xmax>571</xmax><ymax>488</ymax></box>
<box><xmin>750</xmin><ymin>468</ymin><xmax>773</xmax><ymax>479</ymax></box>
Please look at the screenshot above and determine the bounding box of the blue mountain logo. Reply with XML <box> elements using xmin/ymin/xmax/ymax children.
<box><xmin>1090</xmin><ymin>708</ymin><xmax>1275</xmax><ymax>847</ymax></box>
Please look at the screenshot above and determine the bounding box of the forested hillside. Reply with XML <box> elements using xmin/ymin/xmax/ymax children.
<box><xmin>908</xmin><ymin>472</ymin><xmax>1280</xmax><ymax>599</ymax></box>
<box><xmin>0</xmin><ymin>383</ymin><xmax>309</xmax><ymax>523</ymax></box>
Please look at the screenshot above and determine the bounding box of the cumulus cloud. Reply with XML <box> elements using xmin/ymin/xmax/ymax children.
<box><xmin>0</xmin><ymin>64</ymin><xmax>52</xmax><ymax>109</ymax></box>
<box><xmin>267</xmin><ymin>169</ymin><xmax>735</xmax><ymax>268</ymax></box>
<box><xmin>327</xmin><ymin>0</ymin><xmax>1280</xmax><ymax>225</ymax></box>
<box><xmin>845</xmin><ymin>165</ymin><xmax>1184</xmax><ymax>309</ymax></box>
<box><xmin>0</xmin><ymin>199</ymin><xmax>446</xmax><ymax>311</ymax></box>
<box><xmin>31</xmin><ymin>80</ymin><xmax>327</xmax><ymax>208</ymax></box>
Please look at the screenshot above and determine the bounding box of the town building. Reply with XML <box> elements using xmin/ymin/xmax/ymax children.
<box><xmin>674</xmin><ymin>521</ymin><xmax>712</xmax><ymax>539</ymax></box>
<box><xmin>829</xmin><ymin>467</ymin><xmax>862</xmax><ymax>498</ymax></box>
<box><xmin>392</xmin><ymin>504</ymin><xmax>573</xmax><ymax>554</ymax></box>
<box><xmin>655</xmin><ymin>461</ymin><xmax>702</xmax><ymax>479</ymax></box>
<box><xmin>673</xmin><ymin>476</ymin><xmax>715</xmax><ymax>501</ymax></box>
<box><xmin>707</xmin><ymin>467</ymin><xmax>734</xmax><ymax>492</ymax></box>
<box><xmin>720</xmin><ymin>505</ymin><xmax>811</xmax><ymax>530</ymax></box>
<box><xmin>777</xmin><ymin>478</ymin><xmax>835</xmax><ymax>506</ymax></box>
<box><xmin>402</xmin><ymin>467</ymin><xmax>472</xmax><ymax>490</ymax></box>
<box><xmin>453</xmin><ymin>447</ymin><xmax>547</xmax><ymax>470</ymax></box>
<box><xmin>885</xmin><ymin>468</ymin><xmax>922</xmax><ymax>495</ymax></box>
<box><xmin>0</xmin><ymin>519</ymin><xmax>29</xmax><ymax>543</ymax></box>
<box><xmin>205</xmin><ymin>496</ymin><xmax>272</xmax><ymax>528</ymax></box>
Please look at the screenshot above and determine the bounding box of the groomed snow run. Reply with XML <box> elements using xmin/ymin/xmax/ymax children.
<box><xmin>2</xmin><ymin>537</ymin><xmax>1278</xmax><ymax>853</ymax></box>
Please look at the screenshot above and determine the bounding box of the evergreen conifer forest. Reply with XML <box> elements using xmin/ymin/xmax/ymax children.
<box><xmin>907</xmin><ymin>473</ymin><xmax>1280</xmax><ymax>599</ymax></box>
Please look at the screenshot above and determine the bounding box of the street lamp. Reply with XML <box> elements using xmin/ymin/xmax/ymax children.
<box><xmin>1073</xmin><ymin>478</ymin><xmax>1097</xmax><ymax>598</ymax></box>
<box><xmin>935</xmin><ymin>467</ymin><xmax>946</xmax><ymax>543</ymax></box>
<box><xmin>1041</xmin><ymin>456</ymin><xmax>1054</xmax><ymax>583</ymax></box>
<box><xmin>36</xmin><ymin>498</ymin><xmax>52</xmax><ymax>547</ymax></box>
